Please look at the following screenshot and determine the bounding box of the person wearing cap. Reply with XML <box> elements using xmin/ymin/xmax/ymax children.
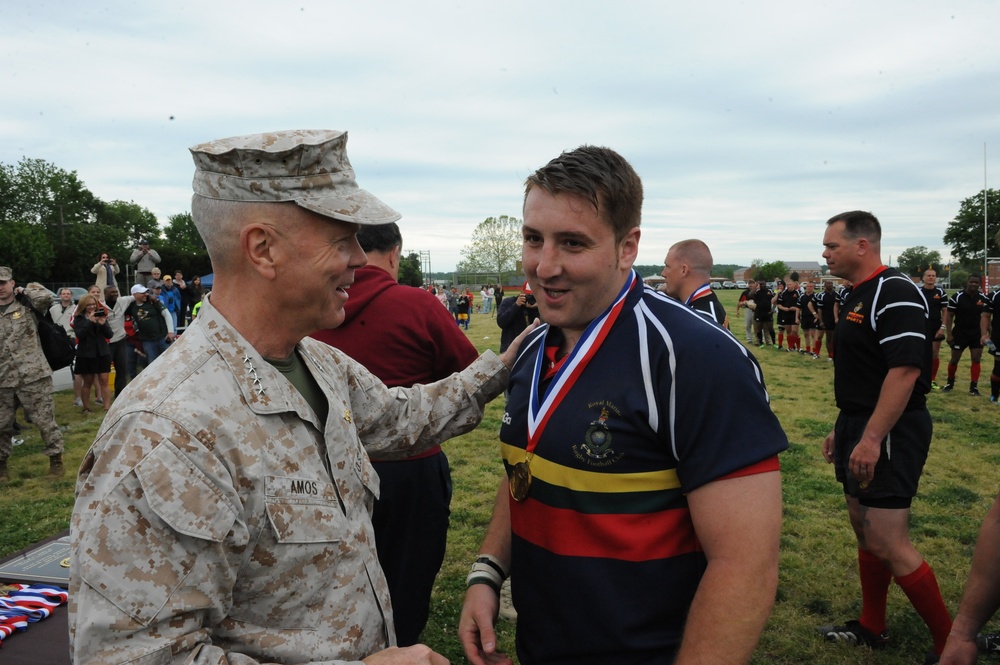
<box><xmin>158</xmin><ymin>273</ymin><xmax>183</xmax><ymax>329</ymax></box>
<box><xmin>121</xmin><ymin>283</ymin><xmax>175</xmax><ymax>373</ymax></box>
<box><xmin>130</xmin><ymin>239</ymin><xmax>161</xmax><ymax>286</ymax></box>
<box><xmin>311</xmin><ymin>221</ymin><xmax>479</xmax><ymax>647</ymax></box>
<box><xmin>69</xmin><ymin>129</ymin><xmax>533</xmax><ymax>665</ymax></box>
<box><xmin>458</xmin><ymin>146</ymin><xmax>786</xmax><ymax>665</ymax></box>
<box><xmin>0</xmin><ymin>267</ymin><xmax>66</xmax><ymax>481</ymax></box>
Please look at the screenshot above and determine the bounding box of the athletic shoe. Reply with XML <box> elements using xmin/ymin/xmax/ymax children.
<box><xmin>773</xmin><ymin>344</ymin><xmax>779</xmax><ymax>349</ymax></box>
<box><xmin>95</xmin><ymin>397</ymin><xmax>104</xmax><ymax>405</ymax></box>
<box><xmin>811</xmin><ymin>353</ymin><xmax>820</xmax><ymax>359</ymax></box>
<box><xmin>978</xmin><ymin>632</ymin><xmax>1000</xmax><ymax>652</ymax></box>
<box><xmin>817</xmin><ymin>620</ymin><xmax>890</xmax><ymax>649</ymax></box>
<box><xmin>941</xmin><ymin>383</ymin><xmax>954</xmax><ymax>393</ymax></box>
<box><xmin>930</xmin><ymin>381</ymin><xmax>941</xmax><ymax>391</ymax></box>
<box><xmin>759</xmin><ymin>344</ymin><xmax>766</xmax><ymax>348</ymax></box>
<box><xmin>990</xmin><ymin>395</ymin><xmax>1000</xmax><ymax>404</ymax></box>
<box><xmin>73</xmin><ymin>397</ymin><xmax>83</xmax><ymax>407</ymax></box>
<box><xmin>969</xmin><ymin>387</ymin><xmax>981</xmax><ymax>397</ymax></box>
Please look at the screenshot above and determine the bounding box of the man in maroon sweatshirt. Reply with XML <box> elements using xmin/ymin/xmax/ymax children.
<box><xmin>312</xmin><ymin>222</ymin><xmax>478</xmax><ymax>646</ymax></box>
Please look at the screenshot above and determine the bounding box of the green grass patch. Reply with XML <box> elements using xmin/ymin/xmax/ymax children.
<box><xmin>5</xmin><ymin>297</ymin><xmax>1000</xmax><ymax>664</ymax></box>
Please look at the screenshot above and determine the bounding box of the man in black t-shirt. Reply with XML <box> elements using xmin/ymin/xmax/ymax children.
<box><xmin>942</xmin><ymin>275</ymin><xmax>989</xmax><ymax>395</ymax></box>
<box><xmin>814</xmin><ymin>280</ymin><xmax>840</xmax><ymax>360</ymax></box>
<box><xmin>798</xmin><ymin>281</ymin><xmax>820</xmax><ymax>359</ymax></box>
<box><xmin>775</xmin><ymin>277</ymin><xmax>800</xmax><ymax>351</ymax></box>
<box><xmin>817</xmin><ymin>211</ymin><xmax>950</xmax><ymax>660</ymax></box>
<box><xmin>919</xmin><ymin>268</ymin><xmax>947</xmax><ymax>390</ymax></box>
<box><xmin>981</xmin><ymin>288</ymin><xmax>1000</xmax><ymax>403</ymax></box>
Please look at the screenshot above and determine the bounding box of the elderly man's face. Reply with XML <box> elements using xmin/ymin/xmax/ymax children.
<box><xmin>279</xmin><ymin>207</ymin><xmax>367</xmax><ymax>332</ymax></box>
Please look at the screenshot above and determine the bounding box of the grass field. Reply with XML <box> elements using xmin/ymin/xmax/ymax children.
<box><xmin>3</xmin><ymin>289</ymin><xmax>998</xmax><ymax>664</ymax></box>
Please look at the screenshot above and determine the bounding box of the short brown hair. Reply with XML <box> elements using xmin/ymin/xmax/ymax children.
<box><xmin>524</xmin><ymin>145</ymin><xmax>643</xmax><ymax>244</ymax></box>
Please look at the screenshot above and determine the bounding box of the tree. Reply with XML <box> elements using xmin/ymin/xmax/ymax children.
<box><xmin>754</xmin><ymin>261</ymin><xmax>789</xmax><ymax>283</ymax></box>
<box><xmin>458</xmin><ymin>215</ymin><xmax>522</xmax><ymax>284</ymax></box>
<box><xmin>161</xmin><ymin>212</ymin><xmax>212</xmax><ymax>276</ymax></box>
<box><xmin>943</xmin><ymin>188</ymin><xmax>1000</xmax><ymax>267</ymax></box>
<box><xmin>101</xmin><ymin>200</ymin><xmax>161</xmax><ymax>249</ymax></box>
<box><xmin>398</xmin><ymin>251</ymin><xmax>423</xmax><ymax>287</ymax></box>
<box><xmin>0</xmin><ymin>158</ymin><xmax>110</xmax><ymax>283</ymax></box>
<box><xmin>896</xmin><ymin>246</ymin><xmax>943</xmax><ymax>277</ymax></box>
<box><xmin>0</xmin><ymin>220</ymin><xmax>56</xmax><ymax>281</ymax></box>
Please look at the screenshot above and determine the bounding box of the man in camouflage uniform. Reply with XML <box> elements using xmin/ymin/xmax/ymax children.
<box><xmin>70</xmin><ymin>130</ymin><xmax>531</xmax><ymax>665</ymax></box>
<box><xmin>0</xmin><ymin>267</ymin><xmax>65</xmax><ymax>481</ymax></box>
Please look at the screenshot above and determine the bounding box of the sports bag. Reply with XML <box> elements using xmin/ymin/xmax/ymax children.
<box><xmin>20</xmin><ymin>297</ymin><xmax>77</xmax><ymax>371</ymax></box>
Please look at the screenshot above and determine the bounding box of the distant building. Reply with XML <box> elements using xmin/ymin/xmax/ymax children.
<box><xmin>734</xmin><ymin>261</ymin><xmax>825</xmax><ymax>283</ymax></box>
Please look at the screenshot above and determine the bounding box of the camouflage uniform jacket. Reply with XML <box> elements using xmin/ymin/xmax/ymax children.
<box><xmin>0</xmin><ymin>287</ymin><xmax>53</xmax><ymax>388</ymax></box>
<box><xmin>70</xmin><ymin>295</ymin><xmax>508</xmax><ymax>664</ymax></box>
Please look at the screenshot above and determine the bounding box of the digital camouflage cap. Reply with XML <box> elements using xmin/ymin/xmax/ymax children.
<box><xmin>189</xmin><ymin>129</ymin><xmax>401</xmax><ymax>226</ymax></box>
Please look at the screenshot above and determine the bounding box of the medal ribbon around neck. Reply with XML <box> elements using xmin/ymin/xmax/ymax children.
<box><xmin>686</xmin><ymin>282</ymin><xmax>711</xmax><ymax>305</ymax></box>
<box><xmin>524</xmin><ymin>271</ymin><xmax>637</xmax><ymax>459</ymax></box>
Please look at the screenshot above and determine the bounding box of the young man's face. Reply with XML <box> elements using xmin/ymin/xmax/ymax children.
<box><xmin>521</xmin><ymin>187</ymin><xmax>638</xmax><ymax>340</ymax></box>
<box><xmin>0</xmin><ymin>279</ymin><xmax>14</xmax><ymax>305</ymax></box>
<box><xmin>59</xmin><ymin>289</ymin><xmax>73</xmax><ymax>305</ymax></box>
<box><xmin>923</xmin><ymin>270</ymin><xmax>937</xmax><ymax>287</ymax></box>
<box><xmin>966</xmin><ymin>276</ymin><xmax>981</xmax><ymax>294</ymax></box>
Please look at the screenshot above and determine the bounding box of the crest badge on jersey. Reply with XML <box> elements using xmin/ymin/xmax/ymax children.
<box><xmin>846</xmin><ymin>301</ymin><xmax>864</xmax><ymax>324</ymax></box>
<box><xmin>573</xmin><ymin>402</ymin><xmax>625</xmax><ymax>467</ymax></box>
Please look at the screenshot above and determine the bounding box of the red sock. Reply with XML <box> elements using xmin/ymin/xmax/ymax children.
<box><xmin>947</xmin><ymin>363</ymin><xmax>957</xmax><ymax>383</ymax></box>
<box><xmin>791</xmin><ymin>334</ymin><xmax>799</xmax><ymax>350</ymax></box>
<box><xmin>858</xmin><ymin>549</ymin><xmax>891</xmax><ymax>635</ymax></box>
<box><xmin>814</xmin><ymin>341</ymin><xmax>821</xmax><ymax>354</ymax></box>
<box><xmin>971</xmin><ymin>362</ymin><xmax>981</xmax><ymax>382</ymax></box>
<box><xmin>931</xmin><ymin>357</ymin><xmax>940</xmax><ymax>381</ymax></box>
<box><xmin>895</xmin><ymin>561</ymin><xmax>952</xmax><ymax>655</ymax></box>
<box><xmin>778</xmin><ymin>333</ymin><xmax>784</xmax><ymax>348</ymax></box>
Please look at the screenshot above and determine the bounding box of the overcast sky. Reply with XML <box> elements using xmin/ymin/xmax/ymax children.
<box><xmin>4</xmin><ymin>0</ymin><xmax>998</xmax><ymax>273</ymax></box>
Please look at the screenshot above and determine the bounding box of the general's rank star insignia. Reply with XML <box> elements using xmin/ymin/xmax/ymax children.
<box><xmin>343</xmin><ymin>409</ymin><xmax>352</xmax><ymax>423</ymax></box>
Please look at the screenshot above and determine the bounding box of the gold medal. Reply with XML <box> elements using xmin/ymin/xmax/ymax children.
<box><xmin>510</xmin><ymin>461</ymin><xmax>532</xmax><ymax>501</ymax></box>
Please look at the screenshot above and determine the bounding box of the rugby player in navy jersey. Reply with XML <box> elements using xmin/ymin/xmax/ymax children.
<box><xmin>942</xmin><ymin>275</ymin><xmax>990</xmax><ymax>395</ymax></box>
<box><xmin>459</xmin><ymin>145</ymin><xmax>787</xmax><ymax>665</ymax></box>
<box><xmin>817</xmin><ymin>211</ymin><xmax>952</xmax><ymax>662</ymax></box>
<box><xmin>661</xmin><ymin>238</ymin><xmax>728</xmax><ymax>327</ymax></box>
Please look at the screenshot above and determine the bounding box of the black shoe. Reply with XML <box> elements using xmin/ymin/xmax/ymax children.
<box><xmin>11</xmin><ymin>421</ymin><xmax>21</xmax><ymax>433</ymax></box>
<box><xmin>817</xmin><ymin>620</ymin><xmax>890</xmax><ymax>649</ymax></box>
<box><xmin>941</xmin><ymin>383</ymin><xmax>955</xmax><ymax>392</ymax></box>
<box><xmin>970</xmin><ymin>387</ymin><xmax>981</xmax><ymax>397</ymax></box>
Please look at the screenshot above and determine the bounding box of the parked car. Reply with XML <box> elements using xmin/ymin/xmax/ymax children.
<box><xmin>735</xmin><ymin>280</ymin><xmax>748</xmax><ymax>289</ymax></box>
<box><xmin>722</xmin><ymin>281</ymin><xmax>736</xmax><ymax>290</ymax></box>
<box><xmin>63</xmin><ymin>287</ymin><xmax>89</xmax><ymax>303</ymax></box>
<box><xmin>710</xmin><ymin>281</ymin><xmax>723</xmax><ymax>290</ymax></box>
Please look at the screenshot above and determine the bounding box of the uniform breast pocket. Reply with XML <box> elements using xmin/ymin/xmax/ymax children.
<box><xmin>227</xmin><ymin>475</ymin><xmax>348</xmax><ymax>630</ymax></box>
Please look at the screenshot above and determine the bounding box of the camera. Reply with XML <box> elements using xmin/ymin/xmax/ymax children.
<box><xmin>525</xmin><ymin>294</ymin><xmax>536</xmax><ymax>306</ymax></box>
<box><xmin>94</xmin><ymin>307</ymin><xmax>108</xmax><ymax>318</ymax></box>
